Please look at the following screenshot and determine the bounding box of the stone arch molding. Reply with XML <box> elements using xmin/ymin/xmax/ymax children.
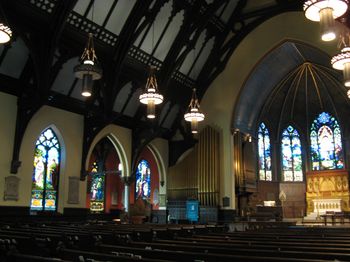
<box><xmin>147</xmin><ymin>143</ymin><xmax>167</xmax><ymax>191</ymax></box>
<box><xmin>85</xmin><ymin>125</ymin><xmax>131</xmax><ymax>178</ymax></box>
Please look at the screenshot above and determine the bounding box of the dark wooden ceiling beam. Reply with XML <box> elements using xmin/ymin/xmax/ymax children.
<box><xmin>196</xmin><ymin>0</ymin><xmax>303</xmax><ymax>98</ymax></box>
<box><xmin>195</xmin><ymin>0</ymin><xmax>247</xmax><ymax>98</ymax></box>
<box><xmin>0</xmin><ymin>73</ymin><xmax>24</xmax><ymax>96</ymax></box>
<box><xmin>4</xmin><ymin>0</ymin><xmax>78</xmax><ymax>173</ymax></box>
<box><xmin>159</xmin><ymin>101</ymin><xmax>174</xmax><ymax>127</ymax></box>
<box><xmin>158</xmin><ymin>0</ymin><xmax>224</xmax><ymax>99</ymax></box>
<box><xmin>102</xmin><ymin>0</ymin><xmax>161</xmax><ymax>116</ymax></box>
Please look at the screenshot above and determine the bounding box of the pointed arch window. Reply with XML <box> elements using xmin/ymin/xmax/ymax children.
<box><xmin>258</xmin><ymin>123</ymin><xmax>272</xmax><ymax>181</ymax></box>
<box><xmin>90</xmin><ymin>161</ymin><xmax>105</xmax><ymax>212</ymax></box>
<box><xmin>310</xmin><ymin>112</ymin><xmax>344</xmax><ymax>170</ymax></box>
<box><xmin>135</xmin><ymin>159</ymin><xmax>151</xmax><ymax>199</ymax></box>
<box><xmin>281</xmin><ymin>125</ymin><xmax>303</xmax><ymax>182</ymax></box>
<box><xmin>30</xmin><ymin>128</ymin><xmax>60</xmax><ymax>211</ymax></box>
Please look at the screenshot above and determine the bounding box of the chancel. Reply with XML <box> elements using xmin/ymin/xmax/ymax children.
<box><xmin>2</xmin><ymin>0</ymin><xmax>350</xmax><ymax>261</ymax></box>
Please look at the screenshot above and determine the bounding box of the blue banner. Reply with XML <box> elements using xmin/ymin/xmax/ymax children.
<box><xmin>186</xmin><ymin>200</ymin><xmax>199</xmax><ymax>222</ymax></box>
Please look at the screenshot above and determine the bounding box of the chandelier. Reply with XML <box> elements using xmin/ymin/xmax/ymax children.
<box><xmin>331</xmin><ymin>31</ymin><xmax>350</xmax><ymax>87</ymax></box>
<box><xmin>0</xmin><ymin>22</ymin><xmax>11</xmax><ymax>44</ymax></box>
<box><xmin>74</xmin><ymin>33</ymin><xmax>102</xmax><ymax>97</ymax></box>
<box><xmin>139</xmin><ymin>66</ymin><xmax>163</xmax><ymax>119</ymax></box>
<box><xmin>184</xmin><ymin>88</ymin><xmax>205</xmax><ymax>134</ymax></box>
<box><xmin>304</xmin><ymin>0</ymin><xmax>349</xmax><ymax>41</ymax></box>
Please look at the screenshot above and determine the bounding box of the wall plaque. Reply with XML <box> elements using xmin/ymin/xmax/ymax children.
<box><xmin>4</xmin><ymin>176</ymin><xmax>20</xmax><ymax>201</ymax></box>
<box><xmin>68</xmin><ymin>176</ymin><xmax>80</xmax><ymax>204</ymax></box>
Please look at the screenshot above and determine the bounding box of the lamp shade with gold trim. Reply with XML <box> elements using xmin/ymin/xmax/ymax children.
<box><xmin>184</xmin><ymin>88</ymin><xmax>205</xmax><ymax>134</ymax></box>
<box><xmin>139</xmin><ymin>66</ymin><xmax>163</xmax><ymax>119</ymax></box>
<box><xmin>304</xmin><ymin>0</ymin><xmax>349</xmax><ymax>41</ymax></box>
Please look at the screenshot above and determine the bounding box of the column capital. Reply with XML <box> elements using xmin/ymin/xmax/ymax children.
<box><xmin>121</xmin><ymin>176</ymin><xmax>134</xmax><ymax>185</ymax></box>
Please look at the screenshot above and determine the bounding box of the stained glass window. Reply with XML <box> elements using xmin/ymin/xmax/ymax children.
<box><xmin>258</xmin><ymin>123</ymin><xmax>272</xmax><ymax>181</ymax></box>
<box><xmin>310</xmin><ymin>112</ymin><xmax>344</xmax><ymax>170</ymax></box>
<box><xmin>90</xmin><ymin>162</ymin><xmax>105</xmax><ymax>212</ymax></box>
<box><xmin>135</xmin><ymin>159</ymin><xmax>151</xmax><ymax>199</ymax></box>
<box><xmin>30</xmin><ymin>128</ymin><xmax>60</xmax><ymax>211</ymax></box>
<box><xmin>281</xmin><ymin>125</ymin><xmax>303</xmax><ymax>182</ymax></box>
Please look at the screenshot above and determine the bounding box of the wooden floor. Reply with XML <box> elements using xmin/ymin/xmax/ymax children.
<box><xmin>1</xmin><ymin>218</ymin><xmax>350</xmax><ymax>261</ymax></box>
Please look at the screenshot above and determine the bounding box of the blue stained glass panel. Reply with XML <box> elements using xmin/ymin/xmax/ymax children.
<box><xmin>281</xmin><ymin>125</ymin><xmax>303</xmax><ymax>181</ymax></box>
<box><xmin>258</xmin><ymin>123</ymin><xmax>272</xmax><ymax>181</ymax></box>
<box><xmin>30</xmin><ymin>128</ymin><xmax>60</xmax><ymax>211</ymax></box>
<box><xmin>90</xmin><ymin>165</ymin><xmax>105</xmax><ymax>212</ymax></box>
<box><xmin>135</xmin><ymin>159</ymin><xmax>151</xmax><ymax>199</ymax></box>
<box><xmin>310</xmin><ymin>112</ymin><xmax>343</xmax><ymax>170</ymax></box>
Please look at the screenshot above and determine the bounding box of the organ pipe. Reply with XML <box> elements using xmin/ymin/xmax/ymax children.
<box><xmin>168</xmin><ymin>126</ymin><xmax>220</xmax><ymax>206</ymax></box>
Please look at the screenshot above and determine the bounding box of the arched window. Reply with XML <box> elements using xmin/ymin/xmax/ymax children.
<box><xmin>310</xmin><ymin>112</ymin><xmax>343</xmax><ymax>170</ymax></box>
<box><xmin>90</xmin><ymin>162</ymin><xmax>105</xmax><ymax>212</ymax></box>
<box><xmin>135</xmin><ymin>159</ymin><xmax>151</xmax><ymax>199</ymax></box>
<box><xmin>30</xmin><ymin>128</ymin><xmax>60</xmax><ymax>211</ymax></box>
<box><xmin>281</xmin><ymin>125</ymin><xmax>303</xmax><ymax>181</ymax></box>
<box><xmin>258</xmin><ymin>123</ymin><xmax>272</xmax><ymax>181</ymax></box>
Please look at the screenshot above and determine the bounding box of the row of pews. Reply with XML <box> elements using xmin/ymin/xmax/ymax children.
<box><xmin>1</xmin><ymin>218</ymin><xmax>350</xmax><ymax>261</ymax></box>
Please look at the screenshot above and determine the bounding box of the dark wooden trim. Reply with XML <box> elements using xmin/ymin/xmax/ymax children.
<box><xmin>63</xmin><ymin>207</ymin><xmax>90</xmax><ymax>216</ymax></box>
<box><xmin>218</xmin><ymin>208</ymin><xmax>237</xmax><ymax>223</ymax></box>
<box><xmin>0</xmin><ymin>206</ymin><xmax>30</xmax><ymax>217</ymax></box>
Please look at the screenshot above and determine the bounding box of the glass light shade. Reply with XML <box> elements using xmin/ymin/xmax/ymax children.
<box><xmin>347</xmin><ymin>89</ymin><xmax>350</xmax><ymax>98</ymax></box>
<box><xmin>184</xmin><ymin>107</ymin><xmax>205</xmax><ymax>122</ymax></box>
<box><xmin>184</xmin><ymin>88</ymin><xmax>205</xmax><ymax>134</ymax></box>
<box><xmin>190</xmin><ymin>118</ymin><xmax>198</xmax><ymax>134</ymax></box>
<box><xmin>139</xmin><ymin>66</ymin><xmax>163</xmax><ymax>119</ymax></box>
<box><xmin>344</xmin><ymin>62</ymin><xmax>350</xmax><ymax>87</ymax></box>
<box><xmin>304</xmin><ymin>0</ymin><xmax>348</xmax><ymax>21</ymax></box>
<box><xmin>332</xmin><ymin>47</ymin><xmax>350</xmax><ymax>69</ymax></box>
<box><xmin>139</xmin><ymin>92</ymin><xmax>163</xmax><ymax>105</ymax></box>
<box><xmin>0</xmin><ymin>23</ymin><xmax>12</xmax><ymax>44</ymax></box>
<box><xmin>319</xmin><ymin>7</ymin><xmax>336</xmax><ymax>41</ymax></box>
<box><xmin>331</xmin><ymin>47</ymin><xmax>350</xmax><ymax>86</ymax></box>
<box><xmin>147</xmin><ymin>99</ymin><xmax>156</xmax><ymax>119</ymax></box>
<box><xmin>84</xmin><ymin>59</ymin><xmax>94</xmax><ymax>65</ymax></box>
<box><xmin>81</xmin><ymin>74</ymin><xmax>93</xmax><ymax>97</ymax></box>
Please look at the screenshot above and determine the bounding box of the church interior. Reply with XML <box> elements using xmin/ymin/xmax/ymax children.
<box><xmin>1</xmin><ymin>0</ymin><xmax>350</xmax><ymax>261</ymax></box>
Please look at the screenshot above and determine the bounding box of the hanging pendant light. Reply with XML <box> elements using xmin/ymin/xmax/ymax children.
<box><xmin>184</xmin><ymin>88</ymin><xmax>205</xmax><ymax>134</ymax></box>
<box><xmin>139</xmin><ymin>21</ymin><xmax>163</xmax><ymax>119</ymax></box>
<box><xmin>139</xmin><ymin>66</ymin><xmax>163</xmax><ymax>119</ymax></box>
<box><xmin>332</xmin><ymin>46</ymin><xmax>350</xmax><ymax>86</ymax></box>
<box><xmin>331</xmin><ymin>31</ymin><xmax>350</xmax><ymax>87</ymax></box>
<box><xmin>0</xmin><ymin>22</ymin><xmax>11</xmax><ymax>44</ymax></box>
<box><xmin>74</xmin><ymin>33</ymin><xmax>102</xmax><ymax>97</ymax></box>
<box><xmin>304</xmin><ymin>0</ymin><xmax>349</xmax><ymax>41</ymax></box>
<box><xmin>0</xmin><ymin>3</ymin><xmax>12</xmax><ymax>44</ymax></box>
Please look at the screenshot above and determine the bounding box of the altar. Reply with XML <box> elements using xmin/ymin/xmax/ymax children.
<box><xmin>306</xmin><ymin>170</ymin><xmax>349</xmax><ymax>215</ymax></box>
<box><xmin>312</xmin><ymin>198</ymin><xmax>342</xmax><ymax>215</ymax></box>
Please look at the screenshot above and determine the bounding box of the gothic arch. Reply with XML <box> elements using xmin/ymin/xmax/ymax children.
<box><xmin>85</xmin><ymin>125</ymin><xmax>131</xmax><ymax>179</ymax></box>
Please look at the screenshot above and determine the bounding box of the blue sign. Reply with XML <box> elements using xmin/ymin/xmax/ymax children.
<box><xmin>186</xmin><ymin>200</ymin><xmax>199</xmax><ymax>222</ymax></box>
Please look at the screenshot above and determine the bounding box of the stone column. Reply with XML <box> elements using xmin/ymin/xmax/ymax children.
<box><xmin>121</xmin><ymin>176</ymin><xmax>133</xmax><ymax>212</ymax></box>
